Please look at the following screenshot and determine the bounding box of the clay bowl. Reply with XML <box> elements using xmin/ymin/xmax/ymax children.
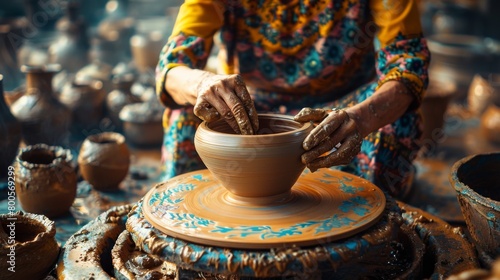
<box><xmin>450</xmin><ymin>153</ymin><xmax>500</xmax><ymax>259</ymax></box>
<box><xmin>0</xmin><ymin>212</ymin><xmax>59</xmax><ymax>280</ymax></box>
<box><xmin>78</xmin><ymin>132</ymin><xmax>130</xmax><ymax>191</ymax></box>
<box><xmin>15</xmin><ymin>144</ymin><xmax>77</xmax><ymax>218</ymax></box>
<box><xmin>194</xmin><ymin>114</ymin><xmax>313</xmax><ymax>199</ymax></box>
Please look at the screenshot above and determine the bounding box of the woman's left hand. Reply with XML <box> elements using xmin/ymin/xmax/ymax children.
<box><xmin>293</xmin><ymin>108</ymin><xmax>362</xmax><ymax>172</ymax></box>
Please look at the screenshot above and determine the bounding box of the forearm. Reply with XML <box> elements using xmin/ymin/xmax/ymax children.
<box><xmin>346</xmin><ymin>81</ymin><xmax>414</xmax><ymax>137</ymax></box>
<box><xmin>164</xmin><ymin>66</ymin><xmax>214</xmax><ymax>106</ymax></box>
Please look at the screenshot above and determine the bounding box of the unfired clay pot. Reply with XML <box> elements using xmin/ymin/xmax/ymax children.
<box><xmin>0</xmin><ymin>212</ymin><xmax>59</xmax><ymax>280</ymax></box>
<box><xmin>119</xmin><ymin>102</ymin><xmax>163</xmax><ymax>147</ymax></box>
<box><xmin>451</xmin><ymin>153</ymin><xmax>500</xmax><ymax>260</ymax></box>
<box><xmin>106</xmin><ymin>74</ymin><xmax>141</xmax><ymax>128</ymax></box>
<box><xmin>11</xmin><ymin>64</ymin><xmax>71</xmax><ymax>146</ymax></box>
<box><xmin>78</xmin><ymin>132</ymin><xmax>130</xmax><ymax>191</ymax></box>
<box><xmin>15</xmin><ymin>144</ymin><xmax>77</xmax><ymax>218</ymax></box>
<box><xmin>480</xmin><ymin>105</ymin><xmax>500</xmax><ymax>145</ymax></box>
<box><xmin>194</xmin><ymin>114</ymin><xmax>313</xmax><ymax>198</ymax></box>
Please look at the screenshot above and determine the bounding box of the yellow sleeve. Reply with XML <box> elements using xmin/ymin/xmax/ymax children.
<box><xmin>370</xmin><ymin>0</ymin><xmax>430</xmax><ymax>109</ymax></box>
<box><xmin>156</xmin><ymin>0</ymin><xmax>225</xmax><ymax>108</ymax></box>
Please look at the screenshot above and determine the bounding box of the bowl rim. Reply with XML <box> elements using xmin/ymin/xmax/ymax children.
<box><xmin>199</xmin><ymin>113</ymin><xmax>312</xmax><ymax>139</ymax></box>
<box><xmin>451</xmin><ymin>152</ymin><xmax>500</xmax><ymax>211</ymax></box>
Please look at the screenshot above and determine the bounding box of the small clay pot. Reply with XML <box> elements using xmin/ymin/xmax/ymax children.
<box><xmin>78</xmin><ymin>132</ymin><xmax>130</xmax><ymax>191</ymax></box>
<box><xmin>450</xmin><ymin>153</ymin><xmax>500</xmax><ymax>259</ymax></box>
<box><xmin>194</xmin><ymin>114</ymin><xmax>313</xmax><ymax>198</ymax></box>
<box><xmin>119</xmin><ymin>102</ymin><xmax>163</xmax><ymax>147</ymax></box>
<box><xmin>0</xmin><ymin>212</ymin><xmax>60</xmax><ymax>280</ymax></box>
<box><xmin>106</xmin><ymin>74</ymin><xmax>142</xmax><ymax>128</ymax></box>
<box><xmin>480</xmin><ymin>105</ymin><xmax>500</xmax><ymax>145</ymax></box>
<box><xmin>15</xmin><ymin>144</ymin><xmax>77</xmax><ymax>218</ymax></box>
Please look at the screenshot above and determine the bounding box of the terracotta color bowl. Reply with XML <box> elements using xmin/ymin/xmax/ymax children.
<box><xmin>450</xmin><ymin>153</ymin><xmax>500</xmax><ymax>259</ymax></box>
<box><xmin>194</xmin><ymin>114</ymin><xmax>313</xmax><ymax>198</ymax></box>
<box><xmin>78</xmin><ymin>132</ymin><xmax>130</xmax><ymax>191</ymax></box>
<box><xmin>0</xmin><ymin>212</ymin><xmax>59</xmax><ymax>280</ymax></box>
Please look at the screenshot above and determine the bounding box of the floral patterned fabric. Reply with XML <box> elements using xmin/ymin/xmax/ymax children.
<box><xmin>157</xmin><ymin>0</ymin><xmax>430</xmax><ymax>198</ymax></box>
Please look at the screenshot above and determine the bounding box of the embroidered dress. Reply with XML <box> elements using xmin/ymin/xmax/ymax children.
<box><xmin>156</xmin><ymin>0</ymin><xmax>430</xmax><ymax>198</ymax></box>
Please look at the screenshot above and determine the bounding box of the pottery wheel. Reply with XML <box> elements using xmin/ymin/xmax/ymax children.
<box><xmin>142</xmin><ymin>169</ymin><xmax>386</xmax><ymax>249</ymax></box>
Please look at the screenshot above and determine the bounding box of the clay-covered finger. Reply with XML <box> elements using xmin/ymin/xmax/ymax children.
<box><xmin>233</xmin><ymin>74</ymin><xmax>259</xmax><ymax>132</ymax></box>
<box><xmin>307</xmin><ymin>132</ymin><xmax>362</xmax><ymax>172</ymax></box>
<box><xmin>302</xmin><ymin>110</ymin><xmax>348</xmax><ymax>151</ymax></box>
<box><xmin>218</xmin><ymin>79</ymin><xmax>254</xmax><ymax>135</ymax></box>
<box><xmin>293</xmin><ymin>107</ymin><xmax>329</xmax><ymax>122</ymax></box>
<box><xmin>194</xmin><ymin>101</ymin><xmax>220</xmax><ymax>122</ymax></box>
<box><xmin>301</xmin><ymin>119</ymin><xmax>356</xmax><ymax>164</ymax></box>
<box><xmin>195</xmin><ymin>93</ymin><xmax>242</xmax><ymax>133</ymax></box>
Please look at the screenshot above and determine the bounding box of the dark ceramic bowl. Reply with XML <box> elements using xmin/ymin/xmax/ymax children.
<box><xmin>194</xmin><ymin>114</ymin><xmax>313</xmax><ymax>199</ymax></box>
<box><xmin>450</xmin><ymin>153</ymin><xmax>500</xmax><ymax>259</ymax></box>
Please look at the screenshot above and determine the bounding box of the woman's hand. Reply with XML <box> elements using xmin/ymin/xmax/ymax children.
<box><xmin>294</xmin><ymin>108</ymin><xmax>362</xmax><ymax>172</ymax></box>
<box><xmin>194</xmin><ymin>73</ymin><xmax>259</xmax><ymax>135</ymax></box>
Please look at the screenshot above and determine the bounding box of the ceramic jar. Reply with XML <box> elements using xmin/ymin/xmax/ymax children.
<box><xmin>0</xmin><ymin>75</ymin><xmax>22</xmax><ymax>179</ymax></box>
<box><xmin>78</xmin><ymin>132</ymin><xmax>130</xmax><ymax>191</ymax></box>
<box><xmin>194</xmin><ymin>114</ymin><xmax>313</xmax><ymax>198</ymax></box>
<box><xmin>451</xmin><ymin>153</ymin><xmax>500</xmax><ymax>261</ymax></box>
<box><xmin>130</xmin><ymin>31</ymin><xmax>166</xmax><ymax>73</ymax></box>
<box><xmin>0</xmin><ymin>212</ymin><xmax>60</xmax><ymax>280</ymax></box>
<box><xmin>119</xmin><ymin>102</ymin><xmax>164</xmax><ymax>147</ymax></box>
<box><xmin>480</xmin><ymin>105</ymin><xmax>500</xmax><ymax>145</ymax></box>
<box><xmin>106</xmin><ymin>74</ymin><xmax>141</xmax><ymax>128</ymax></box>
<box><xmin>59</xmin><ymin>79</ymin><xmax>106</xmax><ymax>137</ymax></box>
<box><xmin>49</xmin><ymin>1</ymin><xmax>89</xmax><ymax>73</ymax></box>
<box><xmin>15</xmin><ymin>144</ymin><xmax>77</xmax><ymax>218</ymax></box>
<box><xmin>468</xmin><ymin>74</ymin><xmax>500</xmax><ymax>116</ymax></box>
<box><xmin>11</xmin><ymin>64</ymin><xmax>71</xmax><ymax>146</ymax></box>
<box><xmin>75</xmin><ymin>60</ymin><xmax>113</xmax><ymax>93</ymax></box>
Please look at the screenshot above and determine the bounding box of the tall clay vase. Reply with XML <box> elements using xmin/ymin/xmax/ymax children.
<box><xmin>11</xmin><ymin>64</ymin><xmax>71</xmax><ymax>146</ymax></box>
<box><xmin>78</xmin><ymin>132</ymin><xmax>130</xmax><ymax>191</ymax></box>
<box><xmin>15</xmin><ymin>144</ymin><xmax>77</xmax><ymax>218</ymax></box>
<box><xmin>0</xmin><ymin>212</ymin><xmax>60</xmax><ymax>280</ymax></box>
<box><xmin>0</xmin><ymin>75</ymin><xmax>22</xmax><ymax>179</ymax></box>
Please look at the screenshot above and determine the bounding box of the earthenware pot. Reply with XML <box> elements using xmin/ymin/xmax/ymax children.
<box><xmin>468</xmin><ymin>74</ymin><xmax>500</xmax><ymax>116</ymax></box>
<box><xmin>0</xmin><ymin>212</ymin><xmax>60</xmax><ymax>280</ymax></box>
<box><xmin>15</xmin><ymin>144</ymin><xmax>77</xmax><ymax>218</ymax></box>
<box><xmin>75</xmin><ymin>60</ymin><xmax>113</xmax><ymax>92</ymax></box>
<box><xmin>106</xmin><ymin>74</ymin><xmax>141</xmax><ymax>128</ymax></box>
<box><xmin>480</xmin><ymin>105</ymin><xmax>500</xmax><ymax>145</ymax></box>
<box><xmin>78</xmin><ymin>132</ymin><xmax>130</xmax><ymax>191</ymax></box>
<box><xmin>48</xmin><ymin>1</ymin><xmax>89</xmax><ymax>73</ymax></box>
<box><xmin>451</xmin><ymin>153</ymin><xmax>500</xmax><ymax>260</ymax></box>
<box><xmin>130</xmin><ymin>31</ymin><xmax>166</xmax><ymax>73</ymax></box>
<box><xmin>0</xmin><ymin>75</ymin><xmax>22</xmax><ymax>179</ymax></box>
<box><xmin>11</xmin><ymin>64</ymin><xmax>71</xmax><ymax>146</ymax></box>
<box><xmin>59</xmin><ymin>79</ymin><xmax>106</xmax><ymax>136</ymax></box>
<box><xmin>194</xmin><ymin>114</ymin><xmax>313</xmax><ymax>198</ymax></box>
<box><xmin>119</xmin><ymin>102</ymin><xmax>163</xmax><ymax>147</ymax></box>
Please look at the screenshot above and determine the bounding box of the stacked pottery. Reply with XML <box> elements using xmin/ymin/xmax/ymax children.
<box><xmin>0</xmin><ymin>75</ymin><xmax>22</xmax><ymax>178</ymax></box>
<box><xmin>0</xmin><ymin>212</ymin><xmax>60</xmax><ymax>280</ymax></box>
<box><xmin>106</xmin><ymin>74</ymin><xmax>141</xmax><ymax>128</ymax></box>
<box><xmin>59</xmin><ymin>79</ymin><xmax>106</xmax><ymax>137</ymax></box>
<box><xmin>11</xmin><ymin>64</ymin><xmax>71</xmax><ymax>146</ymax></box>
<box><xmin>78</xmin><ymin>132</ymin><xmax>130</xmax><ymax>191</ymax></box>
<box><xmin>15</xmin><ymin>144</ymin><xmax>77</xmax><ymax>218</ymax></box>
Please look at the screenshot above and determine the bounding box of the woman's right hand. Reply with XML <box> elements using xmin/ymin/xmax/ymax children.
<box><xmin>193</xmin><ymin>73</ymin><xmax>259</xmax><ymax>135</ymax></box>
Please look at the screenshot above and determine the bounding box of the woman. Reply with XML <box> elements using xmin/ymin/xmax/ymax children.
<box><xmin>156</xmin><ymin>0</ymin><xmax>429</xmax><ymax>198</ymax></box>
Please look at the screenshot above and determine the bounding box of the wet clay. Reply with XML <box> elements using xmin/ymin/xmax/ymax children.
<box><xmin>451</xmin><ymin>153</ymin><xmax>500</xmax><ymax>259</ymax></box>
<box><xmin>195</xmin><ymin>114</ymin><xmax>313</xmax><ymax>198</ymax></box>
<box><xmin>15</xmin><ymin>144</ymin><xmax>77</xmax><ymax>218</ymax></box>
<box><xmin>57</xmin><ymin>204</ymin><xmax>132</xmax><ymax>279</ymax></box>
<box><xmin>0</xmin><ymin>212</ymin><xmax>59</xmax><ymax>280</ymax></box>
<box><xmin>78</xmin><ymin>132</ymin><xmax>130</xmax><ymax>191</ymax></box>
